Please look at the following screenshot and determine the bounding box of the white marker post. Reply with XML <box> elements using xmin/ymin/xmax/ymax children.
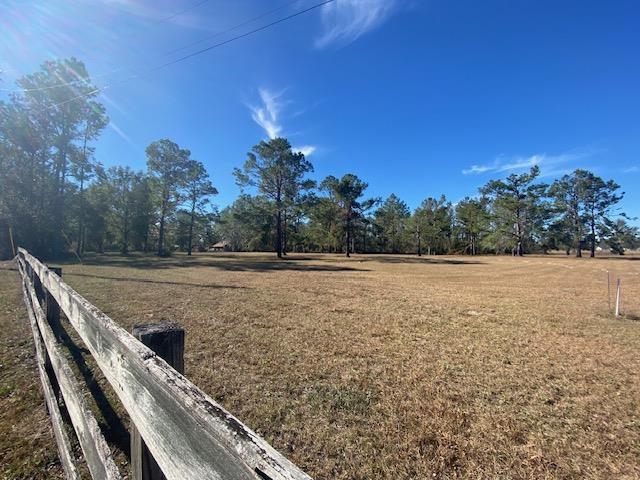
<box><xmin>607</xmin><ymin>270</ymin><xmax>611</xmax><ymax>312</ymax></box>
<box><xmin>615</xmin><ymin>278</ymin><xmax>621</xmax><ymax>317</ymax></box>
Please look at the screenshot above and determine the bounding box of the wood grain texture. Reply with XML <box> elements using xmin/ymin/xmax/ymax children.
<box><xmin>131</xmin><ymin>323</ymin><xmax>185</xmax><ymax>480</ymax></box>
<box><xmin>18</xmin><ymin>255</ymin><xmax>122</xmax><ymax>480</ymax></box>
<box><xmin>19</xmin><ymin>249</ymin><xmax>313</xmax><ymax>480</ymax></box>
<box><xmin>19</xmin><ymin>263</ymin><xmax>81</xmax><ymax>480</ymax></box>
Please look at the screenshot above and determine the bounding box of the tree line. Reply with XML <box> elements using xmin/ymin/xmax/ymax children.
<box><xmin>0</xmin><ymin>59</ymin><xmax>217</xmax><ymax>259</ymax></box>
<box><xmin>1</xmin><ymin>59</ymin><xmax>637</xmax><ymax>260</ymax></box>
<box><xmin>224</xmin><ymin>154</ymin><xmax>638</xmax><ymax>257</ymax></box>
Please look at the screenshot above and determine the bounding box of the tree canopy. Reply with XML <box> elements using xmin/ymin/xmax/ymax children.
<box><xmin>234</xmin><ymin>137</ymin><xmax>314</xmax><ymax>258</ymax></box>
<box><xmin>1</xmin><ymin>58</ymin><xmax>636</xmax><ymax>260</ymax></box>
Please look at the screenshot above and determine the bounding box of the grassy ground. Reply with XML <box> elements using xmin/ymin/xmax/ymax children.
<box><xmin>3</xmin><ymin>252</ymin><xmax>640</xmax><ymax>479</ymax></box>
<box><xmin>0</xmin><ymin>261</ymin><xmax>64</xmax><ymax>479</ymax></box>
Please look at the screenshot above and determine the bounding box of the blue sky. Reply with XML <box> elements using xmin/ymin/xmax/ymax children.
<box><xmin>1</xmin><ymin>0</ymin><xmax>639</xmax><ymax>221</ymax></box>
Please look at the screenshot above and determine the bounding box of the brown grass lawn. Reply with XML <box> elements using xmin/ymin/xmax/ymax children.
<box><xmin>0</xmin><ymin>262</ymin><xmax>65</xmax><ymax>479</ymax></box>
<box><xmin>3</xmin><ymin>252</ymin><xmax>640</xmax><ymax>479</ymax></box>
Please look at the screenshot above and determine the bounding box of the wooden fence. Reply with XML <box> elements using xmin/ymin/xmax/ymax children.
<box><xmin>16</xmin><ymin>247</ymin><xmax>313</xmax><ymax>480</ymax></box>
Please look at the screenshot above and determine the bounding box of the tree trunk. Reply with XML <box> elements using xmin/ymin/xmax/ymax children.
<box><xmin>276</xmin><ymin>209</ymin><xmax>283</xmax><ymax>258</ymax></box>
<box><xmin>76</xmin><ymin>126</ymin><xmax>91</xmax><ymax>257</ymax></box>
<box><xmin>363</xmin><ymin>227</ymin><xmax>367</xmax><ymax>253</ymax></box>
<box><xmin>345</xmin><ymin>227</ymin><xmax>351</xmax><ymax>258</ymax></box>
<box><xmin>589</xmin><ymin>217</ymin><xmax>596</xmax><ymax>258</ymax></box>
<box><xmin>282</xmin><ymin>209</ymin><xmax>288</xmax><ymax>256</ymax></box>
<box><xmin>157</xmin><ymin>200</ymin><xmax>167</xmax><ymax>256</ymax></box>
<box><xmin>122</xmin><ymin>210</ymin><xmax>129</xmax><ymax>255</ymax></box>
<box><xmin>187</xmin><ymin>198</ymin><xmax>195</xmax><ymax>256</ymax></box>
<box><xmin>76</xmin><ymin>172</ymin><xmax>85</xmax><ymax>257</ymax></box>
<box><xmin>515</xmin><ymin>207</ymin><xmax>524</xmax><ymax>256</ymax></box>
<box><xmin>52</xmin><ymin>146</ymin><xmax>66</xmax><ymax>258</ymax></box>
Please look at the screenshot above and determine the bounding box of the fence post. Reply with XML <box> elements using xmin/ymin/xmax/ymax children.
<box><xmin>131</xmin><ymin>323</ymin><xmax>185</xmax><ymax>480</ymax></box>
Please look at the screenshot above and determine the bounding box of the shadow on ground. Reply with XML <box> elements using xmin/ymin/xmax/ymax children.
<box><xmin>363</xmin><ymin>255</ymin><xmax>485</xmax><ymax>265</ymax></box>
<box><xmin>594</xmin><ymin>256</ymin><xmax>640</xmax><ymax>261</ymax></box>
<box><xmin>66</xmin><ymin>272</ymin><xmax>249</xmax><ymax>289</ymax></box>
<box><xmin>76</xmin><ymin>254</ymin><xmax>371</xmax><ymax>272</ymax></box>
<box><xmin>51</xmin><ymin>314</ymin><xmax>131</xmax><ymax>460</ymax></box>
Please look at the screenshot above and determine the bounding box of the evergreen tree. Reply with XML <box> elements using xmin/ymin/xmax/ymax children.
<box><xmin>481</xmin><ymin>166</ymin><xmax>548</xmax><ymax>255</ymax></box>
<box><xmin>146</xmin><ymin>139</ymin><xmax>191</xmax><ymax>256</ymax></box>
<box><xmin>234</xmin><ymin>138</ymin><xmax>314</xmax><ymax>258</ymax></box>
<box><xmin>374</xmin><ymin>194</ymin><xmax>411</xmax><ymax>253</ymax></box>
<box><xmin>320</xmin><ymin>174</ymin><xmax>378</xmax><ymax>257</ymax></box>
<box><xmin>183</xmin><ymin>160</ymin><xmax>218</xmax><ymax>255</ymax></box>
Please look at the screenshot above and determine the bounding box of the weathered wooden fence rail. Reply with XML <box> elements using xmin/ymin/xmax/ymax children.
<box><xmin>16</xmin><ymin>248</ymin><xmax>313</xmax><ymax>480</ymax></box>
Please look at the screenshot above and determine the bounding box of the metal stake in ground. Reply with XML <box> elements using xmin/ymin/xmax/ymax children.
<box><xmin>607</xmin><ymin>270</ymin><xmax>611</xmax><ymax>312</ymax></box>
<box><xmin>131</xmin><ymin>323</ymin><xmax>185</xmax><ymax>480</ymax></box>
<box><xmin>615</xmin><ymin>278</ymin><xmax>621</xmax><ymax>317</ymax></box>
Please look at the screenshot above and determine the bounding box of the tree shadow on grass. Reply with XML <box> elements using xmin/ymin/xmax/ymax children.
<box><xmin>76</xmin><ymin>254</ymin><xmax>370</xmax><ymax>273</ymax></box>
<box><xmin>364</xmin><ymin>255</ymin><xmax>485</xmax><ymax>266</ymax></box>
<box><xmin>50</xmin><ymin>314</ymin><xmax>131</xmax><ymax>460</ymax></box>
<box><xmin>66</xmin><ymin>272</ymin><xmax>249</xmax><ymax>289</ymax></box>
<box><xmin>593</xmin><ymin>256</ymin><xmax>640</xmax><ymax>261</ymax></box>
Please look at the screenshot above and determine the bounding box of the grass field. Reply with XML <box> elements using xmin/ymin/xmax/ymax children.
<box><xmin>3</xmin><ymin>252</ymin><xmax>640</xmax><ymax>479</ymax></box>
<box><xmin>0</xmin><ymin>262</ymin><xmax>65</xmax><ymax>479</ymax></box>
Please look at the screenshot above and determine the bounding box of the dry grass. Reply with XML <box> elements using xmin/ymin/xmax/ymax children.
<box><xmin>4</xmin><ymin>252</ymin><xmax>640</xmax><ymax>479</ymax></box>
<box><xmin>0</xmin><ymin>262</ymin><xmax>65</xmax><ymax>479</ymax></box>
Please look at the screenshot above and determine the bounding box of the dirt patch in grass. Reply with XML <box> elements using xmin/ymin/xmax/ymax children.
<box><xmin>6</xmin><ymin>252</ymin><xmax>640</xmax><ymax>479</ymax></box>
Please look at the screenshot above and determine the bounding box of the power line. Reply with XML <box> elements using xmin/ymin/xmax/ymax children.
<box><xmin>164</xmin><ymin>0</ymin><xmax>304</xmax><ymax>56</ymax></box>
<box><xmin>36</xmin><ymin>0</ymin><xmax>334</xmax><ymax>112</ymax></box>
<box><xmin>0</xmin><ymin>0</ymin><xmax>316</xmax><ymax>95</ymax></box>
<box><xmin>157</xmin><ymin>0</ymin><xmax>212</xmax><ymax>24</ymax></box>
<box><xmin>152</xmin><ymin>0</ymin><xmax>333</xmax><ymax>70</ymax></box>
<box><xmin>0</xmin><ymin>0</ymin><xmax>210</xmax><ymax>94</ymax></box>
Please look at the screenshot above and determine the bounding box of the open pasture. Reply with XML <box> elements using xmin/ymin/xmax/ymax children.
<box><xmin>4</xmin><ymin>252</ymin><xmax>640</xmax><ymax>479</ymax></box>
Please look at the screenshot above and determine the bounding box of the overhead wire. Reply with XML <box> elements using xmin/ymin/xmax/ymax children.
<box><xmin>0</xmin><ymin>0</ymin><xmax>213</xmax><ymax>93</ymax></box>
<box><xmin>1</xmin><ymin>0</ymin><xmax>214</xmax><ymax>94</ymax></box>
<box><xmin>0</xmin><ymin>0</ymin><xmax>316</xmax><ymax>95</ymax></box>
<box><xmin>156</xmin><ymin>0</ymin><xmax>212</xmax><ymax>24</ymax></box>
<box><xmin>32</xmin><ymin>0</ymin><xmax>335</xmax><ymax>113</ymax></box>
<box><xmin>164</xmin><ymin>0</ymin><xmax>304</xmax><ymax>55</ymax></box>
<box><xmin>151</xmin><ymin>0</ymin><xmax>333</xmax><ymax>70</ymax></box>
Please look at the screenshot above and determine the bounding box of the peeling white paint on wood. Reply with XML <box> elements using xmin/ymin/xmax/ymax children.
<box><xmin>18</xmin><ymin>249</ymin><xmax>313</xmax><ymax>480</ymax></box>
<box><xmin>19</xmin><ymin>264</ymin><xmax>81</xmax><ymax>480</ymax></box>
<box><xmin>18</xmin><ymin>256</ymin><xmax>122</xmax><ymax>480</ymax></box>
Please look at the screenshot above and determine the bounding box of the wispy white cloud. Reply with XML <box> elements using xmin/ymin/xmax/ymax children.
<box><xmin>463</xmin><ymin>155</ymin><xmax>542</xmax><ymax>175</ymax></box>
<box><xmin>462</xmin><ymin>151</ymin><xmax>594</xmax><ymax>176</ymax></box>
<box><xmin>249</xmin><ymin>88</ymin><xmax>284</xmax><ymax>140</ymax></box>
<box><xmin>248</xmin><ymin>88</ymin><xmax>317</xmax><ymax>156</ymax></box>
<box><xmin>315</xmin><ymin>0</ymin><xmax>399</xmax><ymax>48</ymax></box>
<box><xmin>295</xmin><ymin>145</ymin><xmax>316</xmax><ymax>156</ymax></box>
<box><xmin>623</xmin><ymin>166</ymin><xmax>639</xmax><ymax>173</ymax></box>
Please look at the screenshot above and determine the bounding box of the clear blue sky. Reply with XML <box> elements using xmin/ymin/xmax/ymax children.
<box><xmin>2</xmin><ymin>0</ymin><xmax>639</xmax><ymax>220</ymax></box>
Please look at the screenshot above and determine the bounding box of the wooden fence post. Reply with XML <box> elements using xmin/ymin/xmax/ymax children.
<box><xmin>131</xmin><ymin>323</ymin><xmax>185</xmax><ymax>480</ymax></box>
